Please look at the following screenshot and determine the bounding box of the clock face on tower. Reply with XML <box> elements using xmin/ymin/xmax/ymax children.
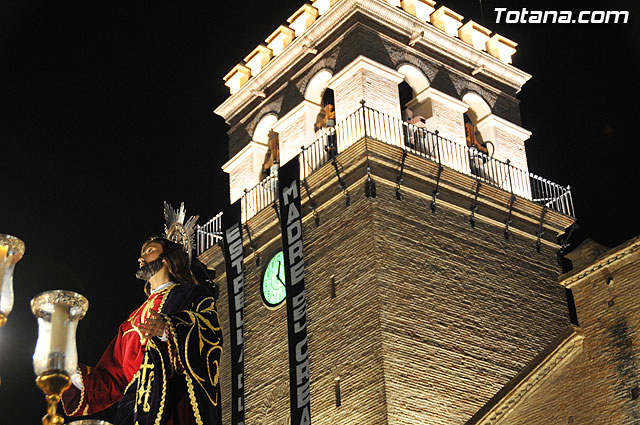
<box><xmin>262</xmin><ymin>250</ymin><xmax>286</xmax><ymax>308</ymax></box>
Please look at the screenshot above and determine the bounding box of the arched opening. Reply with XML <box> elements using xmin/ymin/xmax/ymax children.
<box><xmin>304</xmin><ymin>69</ymin><xmax>333</xmax><ymax>105</ymax></box>
<box><xmin>397</xmin><ymin>64</ymin><xmax>430</xmax><ymax>95</ymax></box>
<box><xmin>396</xmin><ymin>65</ymin><xmax>433</xmax><ymax>155</ymax></box>
<box><xmin>306</xmin><ymin>69</ymin><xmax>338</xmax><ymax>158</ymax></box>
<box><xmin>253</xmin><ymin>114</ymin><xmax>279</xmax><ymax>182</ymax></box>
<box><xmin>315</xmin><ymin>88</ymin><xmax>336</xmax><ymax>132</ymax></box>
<box><xmin>398</xmin><ymin>81</ymin><xmax>414</xmax><ymax>121</ymax></box>
<box><xmin>462</xmin><ymin>93</ymin><xmax>494</xmax><ymax>179</ymax></box>
<box><xmin>253</xmin><ymin>114</ymin><xmax>278</xmax><ymax>145</ymax></box>
<box><xmin>315</xmin><ymin>87</ymin><xmax>337</xmax><ymax>158</ymax></box>
<box><xmin>261</xmin><ymin>130</ymin><xmax>280</xmax><ymax>181</ymax></box>
<box><xmin>396</xmin><ymin>64</ymin><xmax>430</xmax><ymax>129</ymax></box>
<box><xmin>462</xmin><ymin>92</ymin><xmax>493</xmax><ymax>154</ymax></box>
<box><xmin>321</xmin><ymin>87</ymin><xmax>335</xmax><ymax>108</ymax></box>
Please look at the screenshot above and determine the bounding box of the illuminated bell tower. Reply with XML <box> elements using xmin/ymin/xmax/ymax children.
<box><xmin>199</xmin><ymin>1</ymin><xmax>576</xmax><ymax>424</ymax></box>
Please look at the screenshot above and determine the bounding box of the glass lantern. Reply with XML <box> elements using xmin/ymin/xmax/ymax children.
<box><xmin>0</xmin><ymin>234</ymin><xmax>25</xmax><ymax>327</ymax></box>
<box><xmin>31</xmin><ymin>290</ymin><xmax>88</xmax><ymax>425</ymax></box>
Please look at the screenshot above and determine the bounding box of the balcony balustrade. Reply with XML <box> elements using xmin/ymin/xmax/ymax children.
<box><xmin>197</xmin><ymin>104</ymin><xmax>574</xmax><ymax>255</ymax></box>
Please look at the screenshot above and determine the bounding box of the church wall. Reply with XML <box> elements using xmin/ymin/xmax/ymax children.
<box><xmin>208</xmin><ymin>136</ymin><xmax>576</xmax><ymax>424</ymax></box>
<box><xmin>423</xmin><ymin>94</ymin><xmax>467</xmax><ymax>146</ymax></box>
<box><xmin>493</xmin><ymin>239</ymin><xmax>640</xmax><ymax>425</ymax></box>
<box><xmin>214</xmin><ymin>232</ymin><xmax>293</xmax><ymax>425</ymax></box>
<box><xmin>301</xmin><ymin>187</ymin><xmax>389</xmax><ymax>424</ymax></box>
<box><xmin>213</xmin><ymin>187</ymin><xmax>391</xmax><ymax>425</ymax></box>
<box><xmin>371</xmin><ymin>181</ymin><xmax>571</xmax><ymax>424</ymax></box>
<box><xmin>277</xmin><ymin>113</ymin><xmax>308</xmax><ymax>166</ymax></box>
<box><xmin>209</xmin><ymin>6</ymin><xmax>555</xmax><ymax>423</ymax></box>
<box><xmin>492</xmin><ymin>124</ymin><xmax>528</xmax><ymax>172</ymax></box>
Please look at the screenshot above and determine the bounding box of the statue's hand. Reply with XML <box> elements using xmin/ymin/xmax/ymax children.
<box><xmin>138</xmin><ymin>309</ymin><xmax>166</xmax><ymax>338</ymax></box>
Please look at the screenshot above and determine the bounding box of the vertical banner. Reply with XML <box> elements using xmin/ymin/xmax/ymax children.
<box><xmin>222</xmin><ymin>200</ymin><xmax>245</xmax><ymax>425</ymax></box>
<box><xmin>278</xmin><ymin>158</ymin><xmax>311</xmax><ymax>425</ymax></box>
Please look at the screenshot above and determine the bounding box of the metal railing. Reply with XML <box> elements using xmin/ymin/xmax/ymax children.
<box><xmin>241</xmin><ymin>173</ymin><xmax>279</xmax><ymax>223</ymax></box>
<box><xmin>196</xmin><ymin>211</ymin><xmax>223</xmax><ymax>254</ymax></box>
<box><xmin>196</xmin><ymin>104</ymin><xmax>575</xmax><ymax>254</ymax></box>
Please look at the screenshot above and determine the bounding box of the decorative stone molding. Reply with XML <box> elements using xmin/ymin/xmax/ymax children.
<box><xmin>430</xmin><ymin>5</ymin><xmax>464</xmax><ymax>37</ymax></box>
<box><xmin>265</xmin><ymin>25</ymin><xmax>296</xmax><ymax>57</ymax></box>
<box><xmin>287</xmin><ymin>3</ymin><xmax>319</xmax><ymax>37</ymax></box>
<box><xmin>486</xmin><ymin>34</ymin><xmax>518</xmax><ymax>64</ymax></box>
<box><xmin>560</xmin><ymin>237</ymin><xmax>640</xmax><ymax>289</ymax></box>
<box><xmin>401</xmin><ymin>0</ymin><xmax>436</xmax><ymax>22</ymax></box>
<box><xmin>453</xmin><ymin>78</ymin><xmax>499</xmax><ymax>109</ymax></box>
<box><xmin>215</xmin><ymin>0</ymin><xmax>531</xmax><ymax>120</ymax></box>
<box><xmin>244</xmin><ymin>44</ymin><xmax>274</xmax><ymax>77</ymax></box>
<box><xmin>459</xmin><ymin>20</ymin><xmax>492</xmax><ymax>51</ymax></box>
<box><xmin>384</xmin><ymin>42</ymin><xmax>438</xmax><ymax>83</ymax></box>
<box><xmin>222</xmin><ymin>140</ymin><xmax>269</xmax><ymax>203</ymax></box>
<box><xmin>312</xmin><ymin>0</ymin><xmax>339</xmax><ymax>15</ymax></box>
<box><xmin>223</xmin><ymin>63</ymin><xmax>252</xmax><ymax>95</ymax></box>
<box><xmin>296</xmin><ymin>52</ymin><xmax>338</xmax><ymax>95</ymax></box>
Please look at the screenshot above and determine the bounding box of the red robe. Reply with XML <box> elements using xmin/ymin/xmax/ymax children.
<box><xmin>62</xmin><ymin>283</ymin><xmax>222</xmax><ymax>425</ymax></box>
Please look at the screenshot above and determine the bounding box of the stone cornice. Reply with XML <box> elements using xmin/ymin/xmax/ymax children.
<box><xmin>415</xmin><ymin>86</ymin><xmax>469</xmax><ymax>112</ymax></box>
<box><xmin>327</xmin><ymin>54</ymin><xmax>405</xmax><ymax>89</ymax></box>
<box><xmin>214</xmin><ymin>0</ymin><xmax>531</xmax><ymax>122</ymax></box>
<box><xmin>214</xmin><ymin>0</ymin><xmax>357</xmax><ymax>122</ymax></box>
<box><xmin>271</xmin><ymin>99</ymin><xmax>320</xmax><ymax>135</ymax></box>
<box><xmin>559</xmin><ymin>235</ymin><xmax>640</xmax><ymax>289</ymax></box>
<box><xmin>221</xmin><ymin>140</ymin><xmax>268</xmax><ymax>173</ymax></box>
<box><xmin>477</xmin><ymin>114</ymin><xmax>532</xmax><ymax>141</ymax></box>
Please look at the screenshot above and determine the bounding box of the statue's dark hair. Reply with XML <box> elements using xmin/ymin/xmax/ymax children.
<box><xmin>142</xmin><ymin>237</ymin><xmax>198</xmax><ymax>294</ymax></box>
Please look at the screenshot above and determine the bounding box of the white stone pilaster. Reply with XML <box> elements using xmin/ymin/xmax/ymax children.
<box><xmin>477</xmin><ymin>114</ymin><xmax>532</xmax><ymax>197</ymax></box>
<box><xmin>476</xmin><ymin>114</ymin><xmax>531</xmax><ymax>168</ymax></box>
<box><xmin>272</xmin><ymin>100</ymin><xmax>321</xmax><ymax>166</ymax></box>
<box><xmin>328</xmin><ymin>55</ymin><xmax>405</xmax><ymax>121</ymax></box>
<box><xmin>411</xmin><ymin>87</ymin><xmax>469</xmax><ymax>146</ymax></box>
<box><xmin>222</xmin><ymin>141</ymin><xmax>269</xmax><ymax>203</ymax></box>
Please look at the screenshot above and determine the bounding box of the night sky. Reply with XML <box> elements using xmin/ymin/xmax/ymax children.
<box><xmin>1</xmin><ymin>0</ymin><xmax>638</xmax><ymax>422</ymax></box>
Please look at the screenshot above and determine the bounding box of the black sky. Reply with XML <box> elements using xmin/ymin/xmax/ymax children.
<box><xmin>1</xmin><ymin>0</ymin><xmax>638</xmax><ymax>422</ymax></box>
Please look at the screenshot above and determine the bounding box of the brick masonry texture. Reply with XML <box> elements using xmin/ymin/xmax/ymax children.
<box><xmin>490</xmin><ymin>239</ymin><xmax>640</xmax><ymax>425</ymax></box>
<box><xmin>334</xmin><ymin>68</ymin><xmax>402</xmax><ymax>121</ymax></box>
<box><xmin>374</xmin><ymin>181</ymin><xmax>570</xmax><ymax>424</ymax></box>
<box><xmin>207</xmin><ymin>160</ymin><xmax>572</xmax><ymax>424</ymax></box>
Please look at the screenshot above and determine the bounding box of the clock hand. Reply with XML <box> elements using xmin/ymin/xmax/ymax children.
<box><xmin>276</xmin><ymin>260</ymin><xmax>286</xmax><ymax>286</ymax></box>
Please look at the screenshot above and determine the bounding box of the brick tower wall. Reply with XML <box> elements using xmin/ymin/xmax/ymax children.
<box><xmin>490</xmin><ymin>240</ymin><xmax>640</xmax><ymax>425</ymax></box>
<box><xmin>213</xmin><ymin>187</ymin><xmax>390</xmax><ymax>425</ymax></box>
<box><xmin>372</xmin><ymin>180</ymin><xmax>571</xmax><ymax>424</ymax></box>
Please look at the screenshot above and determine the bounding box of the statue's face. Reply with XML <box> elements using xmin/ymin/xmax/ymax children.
<box><xmin>139</xmin><ymin>241</ymin><xmax>163</xmax><ymax>266</ymax></box>
<box><xmin>135</xmin><ymin>241</ymin><xmax>165</xmax><ymax>281</ymax></box>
